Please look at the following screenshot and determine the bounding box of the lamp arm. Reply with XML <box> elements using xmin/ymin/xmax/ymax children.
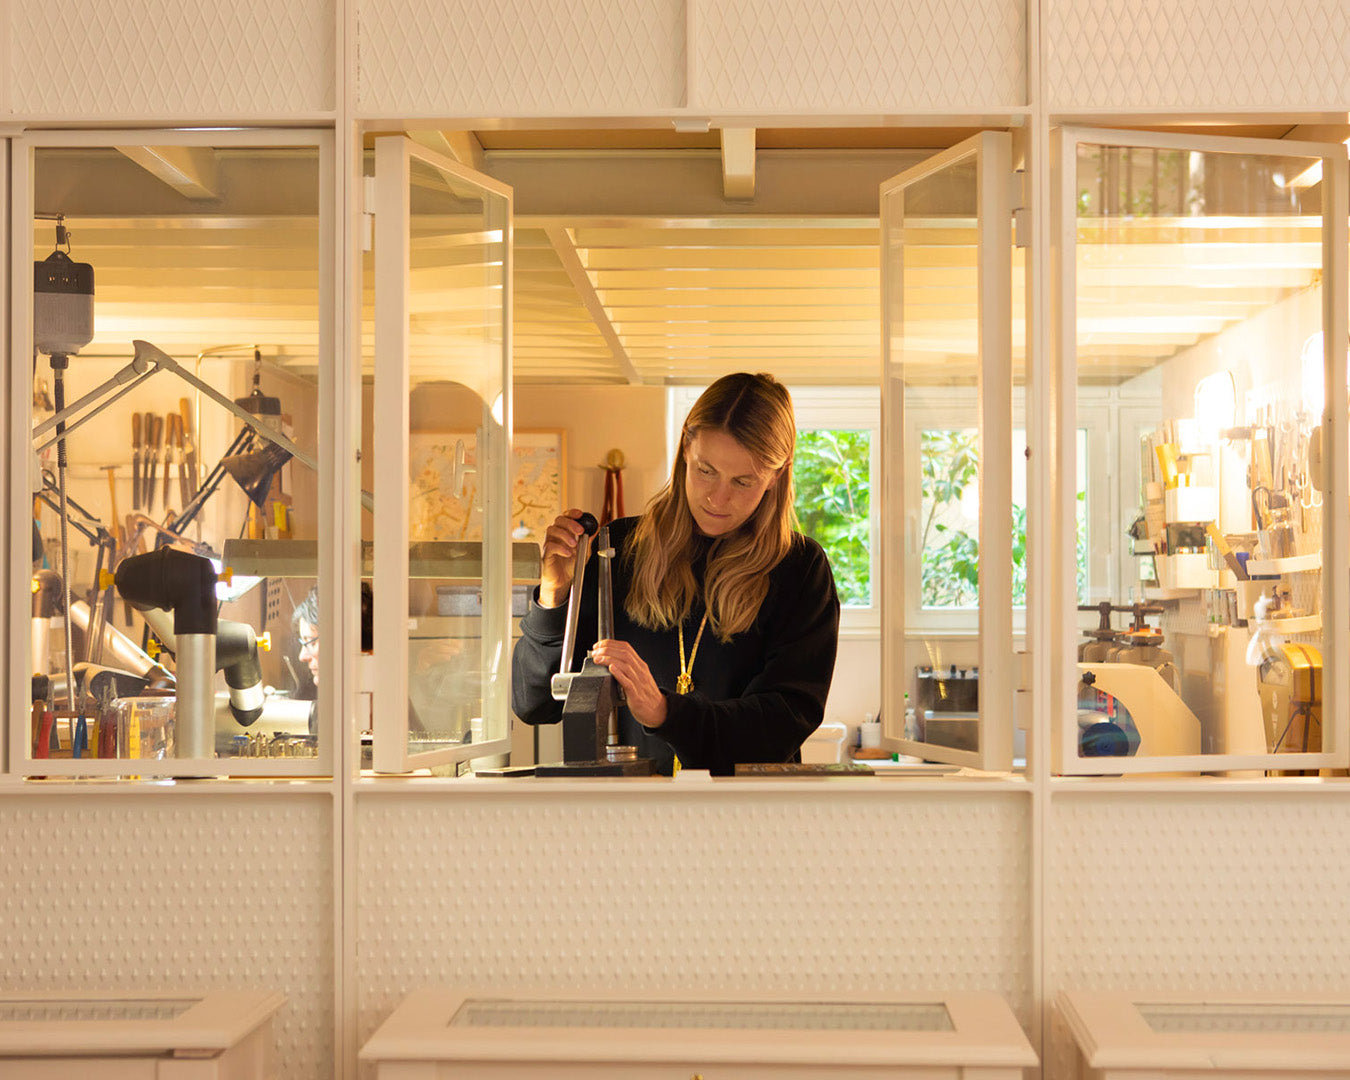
<box><xmin>133</xmin><ymin>340</ymin><xmax>317</xmax><ymax>471</ymax></box>
<box><xmin>32</xmin><ymin>354</ymin><xmax>153</xmax><ymax>448</ymax></box>
<box><xmin>132</xmin><ymin>340</ymin><xmax>374</xmax><ymax>512</ymax></box>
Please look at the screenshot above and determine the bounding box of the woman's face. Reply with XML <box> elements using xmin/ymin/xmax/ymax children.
<box><xmin>683</xmin><ymin>428</ymin><xmax>778</xmax><ymax>537</ymax></box>
<box><xmin>298</xmin><ymin>618</ymin><xmax>320</xmax><ymax>687</ymax></box>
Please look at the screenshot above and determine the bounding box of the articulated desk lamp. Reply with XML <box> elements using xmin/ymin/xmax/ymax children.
<box><xmin>535</xmin><ymin>512</ymin><xmax>655</xmax><ymax>777</ymax></box>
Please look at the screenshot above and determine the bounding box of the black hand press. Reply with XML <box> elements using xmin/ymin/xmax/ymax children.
<box><xmin>535</xmin><ymin>512</ymin><xmax>655</xmax><ymax>777</ymax></box>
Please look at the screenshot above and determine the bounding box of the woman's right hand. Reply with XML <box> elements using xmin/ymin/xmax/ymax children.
<box><xmin>538</xmin><ymin>509</ymin><xmax>590</xmax><ymax>608</ymax></box>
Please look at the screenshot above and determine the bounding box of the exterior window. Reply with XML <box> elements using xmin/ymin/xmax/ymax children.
<box><xmin>918</xmin><ymin>427</ymin><xmax>1088</xmax><ymax>612</ymax></box>
<box><xmin>670</xmin><ymin>386</ymin><xmax>879</xmax><ymax>632</ymax></box>
<box><xmin>793</xmin><ymin>427</ymin><xmax>872</xmax><ymax>607</ymax></box>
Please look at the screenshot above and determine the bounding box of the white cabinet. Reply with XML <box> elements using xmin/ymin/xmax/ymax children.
<box><xmin>361</xmin><ymin>990</ymin><xmax>1037</xmax><ymax>1079</ymax></box>
<box><xmin>0</xmin><ymin>990</ymin><xmax>284</xmax><ymax>1079</ymax></box>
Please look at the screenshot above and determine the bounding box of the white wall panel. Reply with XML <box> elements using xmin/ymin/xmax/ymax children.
<box><xmin>1047</xmin><ymin>791</ymin><xmax>1350</xmax><ymax>1077</ymax></box>
<box><xmin>356</xmin><ymin>788</ymin><xmax>1032</xmax><ymax>1051</ymax></box>
<box><xmin>694</xmin><ymin>0</ymin><xmax>1026</xmax><ymax>112</ymax></box>
<box><xmin>1045</xmin><ymin>0</ymin><xmax>1350</xmax><ymax>111</ymax></box>
<box><xmin>6</xmin><ymin>0</ymin><xmax>335</xmax><ymax>118</ymax></box>
<box><xmin>0</xmin><ymin>792</ymin><xmax>334</xmax><ymax>1080</ymax></box>
<box><xmin>357</xmin><ymin>0</ymin><xmax>686</xmax><ymax>116</ymax></box>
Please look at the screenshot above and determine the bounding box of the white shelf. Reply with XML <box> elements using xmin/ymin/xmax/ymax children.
<box><xmin>1264</xmin><ymin>613</ymin><xmax>1321</xmax><ymax>634</ymax></box>
<box><xmin>1246</xmin><ymin>551</ymin><xmax>1321</xmax><ymax>576</ymax></box>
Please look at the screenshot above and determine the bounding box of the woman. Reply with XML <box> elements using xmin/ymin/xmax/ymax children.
<box><xmin>511</xmin><ymin>372</ymin><xmax>840</xmax><ymax>776</ymax></box>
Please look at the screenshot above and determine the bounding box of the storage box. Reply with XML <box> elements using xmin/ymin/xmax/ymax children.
<box><xmin>1164</xmin><ymin>485</ymin><xmax>1217</xmax><ymax>523</ymax></box>
<box><xmin>1154</xmin><ymin>553</ymin><xmax>1215</xmax><ymax>590</ymax></box>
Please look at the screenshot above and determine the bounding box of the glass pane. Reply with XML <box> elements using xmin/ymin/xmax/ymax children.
<box><xmin>27</xmin><ymin>141</ymin><xmax>324</xmax><ymax>770</ymax></box>
<box><xmin>401</xmin><ymin>154</ymin><xmax>510</xmax><ymax>760</ymax></box>
<box><xmin>451</xmin><ymin>999</ymin><xmax>953</xmax><ymax>1032</ymax></box>
<box><xmin>794</xmin><ymin>427</ymin><xmax>871</xmax><ymax>607</ymax></box>
<box><xmin>1072</xmin><ymin>138</ymin><xmax>1332</xmax><ymax>768</ymax></box>
<box><xmin>886</xmin><ymin>145</ymin><xmax>1013</xmax><ymax>761</ymax></box>
<box><xmin>1140</xmin><ymin>1002</ymin><xmax>1350</xmax><ymax>1035</ymax></box>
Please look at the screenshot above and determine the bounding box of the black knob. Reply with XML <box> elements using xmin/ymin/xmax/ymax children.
<box><xmin>576</xmin><ymin>512</ymin><xmax>599</xmax><ymax>536</ymax></box>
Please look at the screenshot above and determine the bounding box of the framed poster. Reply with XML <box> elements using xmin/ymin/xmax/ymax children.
<box><xmin>410</xmin><ymin>430</ymin><xmax>565</xmax><ymax>547</ymax></box>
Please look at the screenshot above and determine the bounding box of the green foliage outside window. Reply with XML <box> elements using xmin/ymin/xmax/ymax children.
<box><xmin>921</xmin><ymin>428</ymin><xmax>1089</xmax><ymax>609</ymax></box>
<box><xmin>793</xmin><ymin>429</ymin><xmax>871</xmax><ymax>606</ymax></box>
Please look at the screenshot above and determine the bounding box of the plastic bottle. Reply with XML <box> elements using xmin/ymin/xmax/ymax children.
<box><xmin>902</xmin><ymin>691</ymin><xmax>919</xmax><ymax>741</ymax></box>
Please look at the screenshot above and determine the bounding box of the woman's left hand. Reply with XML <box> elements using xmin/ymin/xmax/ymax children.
<box><xmin>589</xmin><ymin>639</ymin><xmax>667</xmax><ymax>729</ymax></box>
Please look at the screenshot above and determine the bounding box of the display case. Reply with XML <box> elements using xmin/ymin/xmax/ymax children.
<box><xmin>361</xmin><ymin>990</ymin><xmax>1037</xmax><ymax>1078</ymax></box>
<box><xmin>0</xmin><ymin>990</ymin><xmax>284</xmax><ymax>1078</ymax></box>
<box><xmin>1059</xmin><ymin>990</ymin><xmax>1350</xmax><ymax>1077</ymax></box>
<box><xmin>1052</xmin><ymin>126</ymin><xmax>1349</xmax><ymax>775</ymax></box>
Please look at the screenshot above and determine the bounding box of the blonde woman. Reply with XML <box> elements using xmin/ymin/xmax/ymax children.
<box><xmin>512</xmin><ymin>372</ymin><xmax>840</xmax><ymax>775</ymax></box>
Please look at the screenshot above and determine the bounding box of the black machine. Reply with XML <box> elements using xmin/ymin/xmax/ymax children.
<box><xmin>535</xmin><ymin>513</ymin><xmax>655</xmax><ymax>777</ymax></box>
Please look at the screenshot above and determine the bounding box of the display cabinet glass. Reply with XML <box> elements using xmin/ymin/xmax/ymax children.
<box><xmin>1053</xmin><ymin>126</ymin><xmax>1348</xmax><ymax>774</ymax></box>
<box><xmin>9</xmin><ymin>130</ymin><xmax>334</xmax><ymax>777</ymax></box>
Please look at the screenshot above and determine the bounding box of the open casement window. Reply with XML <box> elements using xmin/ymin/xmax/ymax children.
<box><xmin>10</xmin><ymin>129</ymin><xmax>333</xmax><ymax>778</ymax></box>
<box><xmin>880</xmin><ymin>131</ymin><xmax>1017</xmax><ymax>771</ymax></box>
<box><xmin>370</xmin><ymin>136</ymin><xmax>514</xmax><ymax>772</ymax></box>
<box><xmin>1052</xmin><ymin>126</ymin><xmax>1349</xmax><ymax>775</ymax></box>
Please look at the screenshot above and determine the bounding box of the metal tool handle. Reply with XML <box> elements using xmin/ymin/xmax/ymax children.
<box><xmin>557</xmin><ymin>512</ymin><xmax>599</xmax><ymax>677</ymax></box>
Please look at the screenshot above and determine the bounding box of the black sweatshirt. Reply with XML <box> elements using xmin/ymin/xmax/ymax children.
<box><xmin>511</xmin><ymin>516</ymin><xmax>840</xmax><ymax>776</ymax></box>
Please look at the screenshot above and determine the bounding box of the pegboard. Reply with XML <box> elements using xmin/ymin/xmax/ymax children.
<box><xmin>355</xmin><ymin>788</ymin><xmax>1033</xmax><ymax>1069</ymax></box>
<box><xmin>0</xmin><ymin>791</ymin><xmax>334</xmax><ymax>1080</ymax></box>
<box><xmin>1046</xmin><ymin>791</ymin><xmax>1350</xmax><ymax>1077</ymax></box>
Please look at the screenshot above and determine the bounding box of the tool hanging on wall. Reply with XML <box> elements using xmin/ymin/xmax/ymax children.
<box><xmin>163</xmin><ymin>411</ymin><xmax>178</xmax><ymax>512</ymax></box>
<box><xmin>145</xmin><ymin>411</ymin><xmax>163</xmax><ymax>514</ymax></box>
<box><xmin>599</xmin><ymin>448</ymin><xmax>625</xmax><ymax>525</ymax></box>
<box><xmin>130</xmin><ymin>411</ymin><xmax>143</xmax><ymax>509</ymax></box>
<box><xmin>179</xmin><ymin>397</ymin><xmax>200</xmax><ymax>502</ymax></box>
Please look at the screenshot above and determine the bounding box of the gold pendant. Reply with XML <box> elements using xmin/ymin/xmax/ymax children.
<box><xmin>675</xmin><ymin>673</ymin><xmax>692</xmax><ymax>695</ymax></box>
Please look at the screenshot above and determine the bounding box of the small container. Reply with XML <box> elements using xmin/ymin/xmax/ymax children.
<box><xmin>111</xmin><ymin>693</ymin><xmax>175</xmax><ymax>759</ymax></box>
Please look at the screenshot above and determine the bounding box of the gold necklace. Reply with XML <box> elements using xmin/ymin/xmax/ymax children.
<box><xmin>676</xmin><ymin>612</ymin><xmax>709</xmax><ymax>695</ymax></box>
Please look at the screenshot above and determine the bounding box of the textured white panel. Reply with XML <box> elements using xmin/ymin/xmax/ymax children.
<box><xmin>8</xmin><ymin>0</ymin><xmax>335</xmax><ymax>117</ymax></box>
<box><xmin>357</xmin><ymin>790</ymin><xmax>1032</xmax><ymax>1050</ymax></box>
<box><xmin>357</xmin><ymin>0</ymin><xmax>685</xmax><ymax>115</ymax></box>
<box><xmin>0</xmin><ymin>793</ymin><xmax>334</xmax><ymax>1080</ymax></box>
<box><xmin>696</xmin><ymin>0</ymin><xmax>1026</xmax><ymax>111</ymax></box>
<box><xmin>1047</xmin><ymin>793</ymin><xmax>1350</xmax><ymax>1077</ymax></box>
<box><xmin>1045</xmin><ymin>0</ymin><xmax>1350</xmax><ymax>111</ymax></box>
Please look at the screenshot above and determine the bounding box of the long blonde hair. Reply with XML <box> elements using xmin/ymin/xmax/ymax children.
<box><xmin>627</xmin><ymin>372</ymin><xmax>798</xmax><ymax>641</ymax></box>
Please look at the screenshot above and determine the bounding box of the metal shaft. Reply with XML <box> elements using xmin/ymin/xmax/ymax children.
<box><xmin>558</xmin><ymin>531</ymin><xmax>593</xmax><ymax>676</ymax></box>
<box><xmin>595</xmin><ymin>525</ymin><xmax>620</xmax><ymax>745</ymax></box>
